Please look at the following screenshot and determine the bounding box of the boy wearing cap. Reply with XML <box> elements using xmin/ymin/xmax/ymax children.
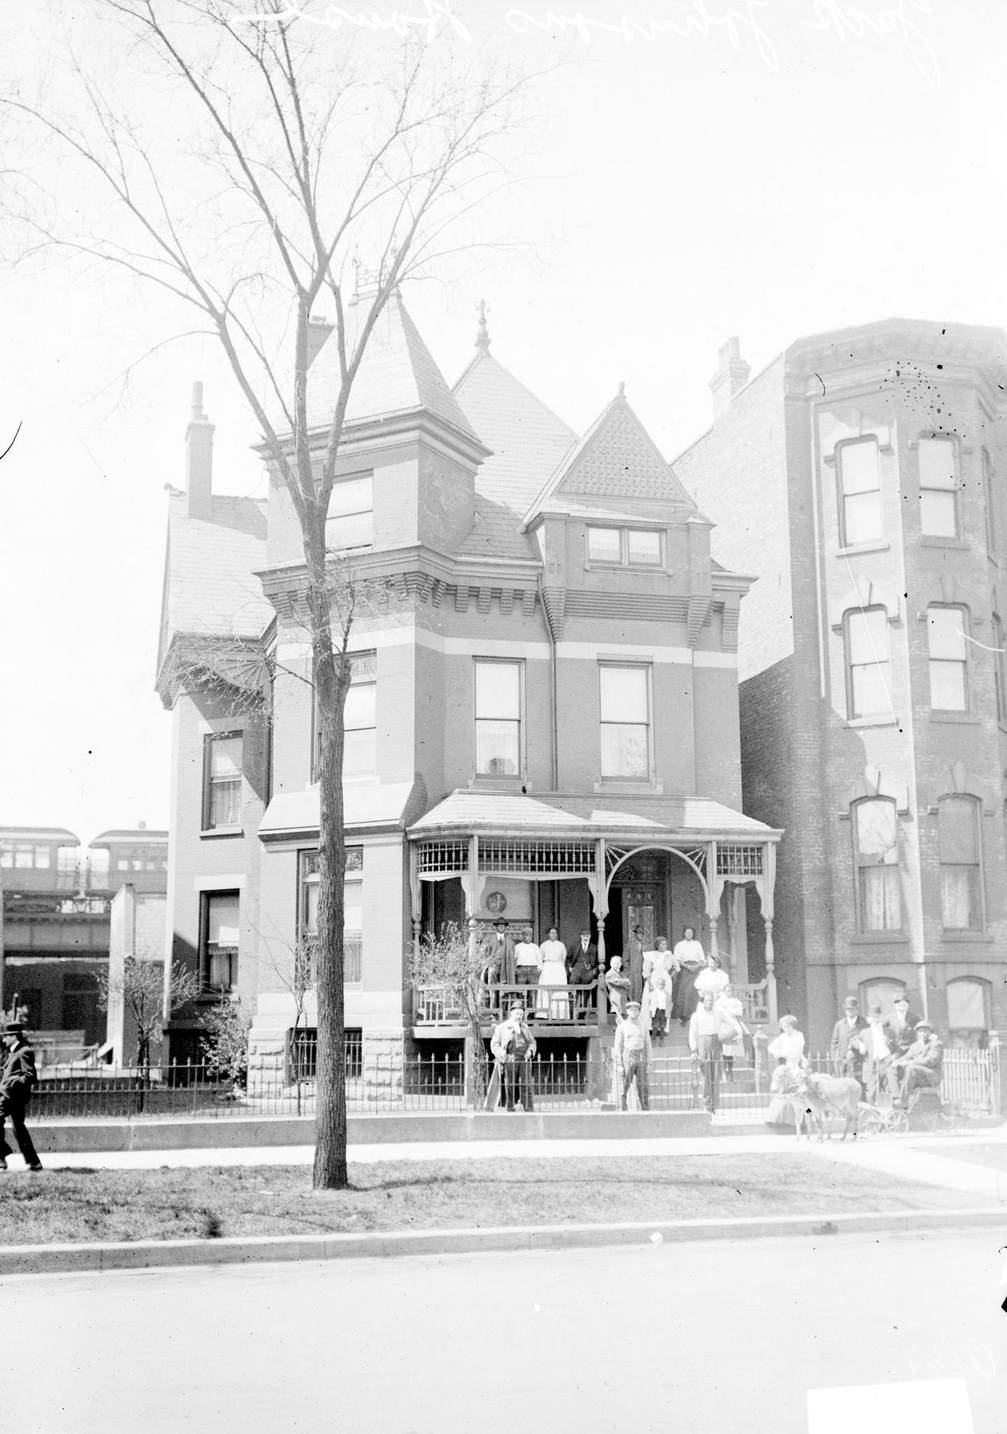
<box><xmin>613</xmin><ymin>999</ymin><xmax>651</xmax><ymax>1111</ymax></box>
<box><xmin>0</xmin><ymin>1017</ymin><xmax>42</xmax><ymax>1172</ymax></box>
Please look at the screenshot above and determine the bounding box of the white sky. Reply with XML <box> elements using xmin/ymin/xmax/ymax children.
<box><xmin>1</xmin><ymin>0</ymin><xmax>1004</xmax><ymax>843</ymax></box>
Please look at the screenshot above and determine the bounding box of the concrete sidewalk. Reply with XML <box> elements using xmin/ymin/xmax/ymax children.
<box><xmin>17</xmin><ymin>1123</ymin><xmax>1007</xmax><ymax>1172</ymax></box>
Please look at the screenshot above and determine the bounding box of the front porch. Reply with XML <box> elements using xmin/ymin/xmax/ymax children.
<box><xmin>407</xmin><ymin>789</ymin><xmax>782</xmax><ymax>1039</ymax></box>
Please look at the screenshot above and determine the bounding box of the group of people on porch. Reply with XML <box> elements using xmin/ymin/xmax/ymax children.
<box><xmin>479</xmin><ymin>917</ymin><xmax>737</xmax><ymax>1034</ymax></box>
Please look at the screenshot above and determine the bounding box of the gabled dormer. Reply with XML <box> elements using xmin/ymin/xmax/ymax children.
<box><xmin>518</xmin><ymin>387</ymin><xmax>734</xmax><ymax>644</ymax></box>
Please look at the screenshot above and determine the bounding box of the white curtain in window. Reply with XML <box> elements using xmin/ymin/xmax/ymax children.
<box><xmin>946</xmin><ymin>978</ymin><xmax>987</xmax><ymax>1031</ymax></box>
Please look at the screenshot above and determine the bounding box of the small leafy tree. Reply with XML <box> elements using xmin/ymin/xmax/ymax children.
<box><xmin>409</xmin><ymin>921</ymin><xmax>489</xmax><ymax>1108</ymax></box>
<box><xmin>201</xmin><ymin>999</ymin><xmax>252</xmax><ymax>1091</ymax></box>
<box><xmin>97</xmin><ymin>956</ymin><xmax>200</xmax><ymax>1076</ymax></box>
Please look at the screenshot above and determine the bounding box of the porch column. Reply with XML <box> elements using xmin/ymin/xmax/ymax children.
<box><xmin>762</xmin><ymin>843</ymin><xmax>778</xmax><ymax>1026</ymax></box>
<box><xmin>705</xmin><ymin>840</ymin><xmax>722</xmax><ymax>964</ymax></box>
<box><xmin>592</xmin><ymin>838</ymin><xmax>608</xmax><ymax>1021</ymax></box>
<box><xmin>724</xmin><ymin>884</ymin><xmax>737</xmax><ymax>979</ymax></box>
<box><xmin>461</xmin><ymin>836</ymin><xmax>484</xmax><ymax>970</ymax></box>
<box><xmin>408</xmin><ymin>842</ymin><xmax>422</xmax><ymax>957</ymax></box>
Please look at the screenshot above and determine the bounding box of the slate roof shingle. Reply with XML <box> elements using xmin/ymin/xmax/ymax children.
<box><xmin>163</xmin><ymin>493</ymin><xmax>271</xmax><ymax>640</ymax></box>
<box><xmin>452</xmin><ymin>350</ymin><xmax>577</xmax><ymax>560</ymax></box>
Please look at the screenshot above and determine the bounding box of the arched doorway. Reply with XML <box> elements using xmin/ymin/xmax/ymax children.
<box><xmin>604</xmin><ymin>845</ymin><xmax>710</xmax><ymax>964</ymax></box>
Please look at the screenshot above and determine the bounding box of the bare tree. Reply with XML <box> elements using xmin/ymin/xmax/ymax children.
<box><xmin>97</xmin><ymin>955</ymin><xmax>200</xmax><ymax>1078</ymax></box>
<box><xmin>410</xmin><ymin>921</ymin><xmax>489</xmax><ymax>1108</ymax></box>
<box><xmin>4</xmin><ymin>2</ymin><xmax>532</xmax><ymax>1187</ymax></box>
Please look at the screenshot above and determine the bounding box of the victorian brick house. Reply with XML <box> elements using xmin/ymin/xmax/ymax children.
<box><xmin>156</xmin><ymin>292</ymin><xmax>779</xmax><ymax>1087</ymax></box>
<box><xmin>677</xmin><ymin>320</ymin><xmax>1007</xmax><ymax>1049</ymax></box>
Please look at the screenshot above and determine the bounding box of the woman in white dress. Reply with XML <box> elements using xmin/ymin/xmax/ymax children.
<box><xmin>671</xmin><ymin>927</ymin><xmax>705</xmax><ymax>1025</ymax></box>
<box><xmin>694</xmin><ymin>953</ymin><xmax>729</xmax><ymax>1003</ymax></box>
<box><xmin>768</xmin><ymin>1013</ymin><xmax>806</xmax><ymax>1069</ymax></box>
<box><xmin>537</xmin><ymin>926</ymin><xmax>569</xmax><ymax>1020</ymax></box>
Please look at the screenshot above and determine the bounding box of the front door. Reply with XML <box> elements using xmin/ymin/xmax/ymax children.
<box><xmin>620</xmin><ymin>884</ymin><xmax>663</xmax><ymax>951</ymax></box>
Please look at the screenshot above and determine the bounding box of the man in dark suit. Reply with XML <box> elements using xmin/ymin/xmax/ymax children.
<box><xmin>482</xmin><ymin>919</ymin><xmax>516</xmax><ymax>987</ymax></box>
<box><xmin>0</xmin><ymin>1018</ymin><xmax>43</xmax><ymax>1173</ymax></box>
<box><xmin>830</xmin><ymin>996</ymin><xmax>868</xmax><ymax>1084</ymax></box>
<box><xmin>567</xmin><ymin>929</ymin><xmax>598</xmax><ymax>1017</ymax></box>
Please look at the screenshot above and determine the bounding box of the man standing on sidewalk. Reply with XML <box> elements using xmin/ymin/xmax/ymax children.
<box><xmin>614</xmin><ymin>999</ymin><xmax>651</xmax><ymax>1110</ymax></box>
<box><xmin>0</xmin><ymin>1016</ymin><xmax>43</xmax><ymax>1173</ymax></box>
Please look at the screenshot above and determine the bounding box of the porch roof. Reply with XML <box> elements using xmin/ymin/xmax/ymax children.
<box><xmin>408</xmin><ymin>789</ymin><xmax>780</xmax><ymax>841</ymax></box>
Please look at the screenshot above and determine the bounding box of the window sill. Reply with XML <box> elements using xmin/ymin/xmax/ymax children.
<box><xmin>583</xmin><ymin>563</ymin><xmax>669</xmax><ymax>574</ymax></box>
<box><xmin>594</xmin><ymin>779</ymin><xmax>664</xmax><ymax>795</ymax></box>
<box><xmin>940</xmin><ymin>930</ymin><xmax>994</xmax><ymax>944</ymax></box>
<box><xmin>929</xmin><ymin>711</ymin><xmax>980</xmax><ymax>725</ymax></box>
<box><xmin>468</xmin><ymin>775</ymin><xmax>527</xmax><ymax>790</ymax></box>
<box><xmin>834</xmin><ymin>540</ymin><xmax>891</xmax><ymax>558</ymax></box>
<box><xmin>845</xmin><ymin>715</ymin><xmax>902</xmax><ymax>730</ymax></box>
<box><xmin>200</xmin><ymin>827</ymin><xmax>244</xmax><ymax>840</ymax></box>
<box><xmin>919</xmin><ymin>535</ymin><xmax>969</xmax><ymax>550</ymax></box>
<box><xmin>848</xmin><ymin>932</ymin><xmax>910</xmax><ymax>946</ymax></box>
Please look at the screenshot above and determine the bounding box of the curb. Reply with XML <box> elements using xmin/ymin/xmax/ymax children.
<box><xmin>2</xmin><ymin>1207</ymin><xmax>1003</xmax><ymax>1278</ymax></box>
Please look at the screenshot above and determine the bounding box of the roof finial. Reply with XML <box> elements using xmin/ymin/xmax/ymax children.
<box><xmin>617</xmin><ymin>380</ymin><xmax>626</xmax><ymax>398</ymax></box>
<box><xmin>476</xmin><ymin>298</ymin><xmax>491</xmax><ymax>354</ymax></box>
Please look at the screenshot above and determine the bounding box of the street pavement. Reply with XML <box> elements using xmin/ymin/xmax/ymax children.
<box><xmin>3</xmin><ymin>1229</ymin><xmax>1004</xmax><ymax>1432</ymax></box>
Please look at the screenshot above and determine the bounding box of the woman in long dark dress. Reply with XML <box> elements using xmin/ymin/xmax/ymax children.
<box><xmin>671</xmin><ymin>926</ymin><xmax>705</xmax><ymax>1025</ymax></box>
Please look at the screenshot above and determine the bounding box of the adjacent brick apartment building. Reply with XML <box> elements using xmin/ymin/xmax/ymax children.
<box><xmin>677</xmin><ymin>319</ymin><xmax>1007</xmax><ymax>1049</ymax></box>
<box><xmin>156</xmin><ymin>290</ymin><xmax>781</xmax><ymax>1087</ymax></box>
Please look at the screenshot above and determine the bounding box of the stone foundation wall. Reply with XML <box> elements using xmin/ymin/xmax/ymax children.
<box><xmin>362</xmin><ymin>1031</ymin><xmax>404</xmax><ymax>1105</ymax></box>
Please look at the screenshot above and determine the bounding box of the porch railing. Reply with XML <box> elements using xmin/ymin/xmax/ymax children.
<box><xmin>414</xmin><ymin>982</ymin><xmax>600</xmax><ymax>1027</ymax></box>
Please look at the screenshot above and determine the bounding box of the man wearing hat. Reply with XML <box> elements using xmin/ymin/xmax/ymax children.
<box><xmin>482</xmin><ymin>918</ymin><xmax>516</xmax><ymax>987</ymax></box>
<box><xmin>613</xmin><ymin>998</ymin><xmax>651</xmax><ymax>1111</ymax></box>
<box><xmin>0</xmin><ymin>1014</ymin><xmax>42</xmax><ymax>1172</ymax></box>
<box><xmin>830</xmin><ymin>996</ymin><xmax>868</xmax><ymax>1088</ymax></box>
<box><xmin>889</xmin><ymin>1017</ymin><xmax>943</xmax><ymax>1106</ymax></box>
<box><xmin>490</xmin><ymin>1002</ymin><xmax>536</xmax><ymax>1112</ymax></box>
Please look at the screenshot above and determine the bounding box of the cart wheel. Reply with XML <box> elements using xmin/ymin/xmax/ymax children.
<box><xmin>888</xmin><ymin>1108</ymin><xmax>909</xmax><ymax>1134</ymax></box>
<box><xmin>857</xmin><ymin>1104</ymin><xmax>882</xmax><ymax>1136</ymax></box>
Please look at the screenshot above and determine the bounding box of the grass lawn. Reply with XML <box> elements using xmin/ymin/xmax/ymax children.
<box><xmin>0</xmin><ymin>1155</ymin><xmax>990</xmax><ymax>1245</ymax></box>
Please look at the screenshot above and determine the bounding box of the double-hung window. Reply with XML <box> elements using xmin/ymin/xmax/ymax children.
<box><xmin>927</xmin><ymin>606</ymin><xmax>969</xmax><ymax>710</ymax></box>
<box><xmin>994</xmin><ymin>614</ymin><xmax>1006</xmax><ymax>724</ymax></box>
<box><xmin>200</xmin><ymin>891</ymin><xmax>240</xmax><ymax>993</ymax></box>
<box><xmin>853</xmin><ymin>798</ymin><xmax>901</xmax><ymax>933</ymax></box>
<box><xmin>599</xmin><ymin>664</ymin><xmax>651</xmax><ymax>780</ymax></box>
<box><xmin>474</xmin><ymin>660</ymin><xmax>522</xmax><ymax>777</ymax></box>
<box><xmin>837</xmin><ymin>438</ymin><xmax>882</xmax><ymax>546</ymax></box>
<box><xmin>844</xmin><ymin>608</ymin><xmax>890</xmax><ymax>718</ymax></box>
<box><xmin>202</xmin><ymin>733</ymin><xmax>243</xmax><ymax>830</ymax></box>
<box><xmin>312</xmin><ymin>652</ymin><xmax>376</xmax><ymax>780</ymax></box>
<box><xmin>299</xmin><ymin>848</ymin><xmax>363</xmax><ymax>982</ymax></box>
<box><xmin>326</xmin><ymin>473</ymin><xmax>373</xmax><ymax>551</ymax></box>
<box><xmin>939</xmin><ymin>796</ymin><xmax>983</xmax><ymax>931</ymax></box>
<box><xmin>919</xmin><ymin>437</ymin><xmax>958</xmax><ymax>537</ymax></box>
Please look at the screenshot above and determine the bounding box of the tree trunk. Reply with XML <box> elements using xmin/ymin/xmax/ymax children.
<box><xmin>306</xmin><ymin>546</ymin><xmax>351</xmax><ymax>1190</ymax></box>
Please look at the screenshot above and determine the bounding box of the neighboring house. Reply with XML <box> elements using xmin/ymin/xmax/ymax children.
<box><xmin>0</xmin><ymin>824</ymin><xmax>167</xmax><ymax>1049</ymax></box>
<box><xmin>677</xmin><ymin>320</ymin><xmax>1007</xmax><ymax>1049</ymax></box>
<box><xmin>106</xmin><ymin>882</ymin><xmax>168</xmax><ymax>1066</ymax></box>
<box><xmin>155</xmin><ymin>289</ymin><xmax>780</xmax><ymax>1090</ymax></box>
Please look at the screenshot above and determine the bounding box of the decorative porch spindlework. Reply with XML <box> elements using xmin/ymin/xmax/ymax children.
<box><xmin>409</xmin><ymin>818</ymin><xmax>781</xmax><ymax>1027</ymax></box>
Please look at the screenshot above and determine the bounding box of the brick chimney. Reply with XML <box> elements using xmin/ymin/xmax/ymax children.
<box><xmin>185</xmin><ymin>381</ymin><xmax>214</xmax><ymax>519</ymax></box>
<box><xmin>307</xmin><ymin>315</ymin><xmax>333</xmax><ymax>369</ymax></box>
<box><xmin>709</xmin><ymin>337</ymin><xmax>751</xmax><ymax>420</ymax></box>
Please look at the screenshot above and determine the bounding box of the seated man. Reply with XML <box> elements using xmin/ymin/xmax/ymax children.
<box><xmin>889</xmin><ymin>1018</ymin><xmax>943</xmax><ymax>1106</ymax></box>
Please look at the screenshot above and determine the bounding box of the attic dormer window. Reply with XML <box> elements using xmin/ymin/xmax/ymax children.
<box><xmin>587</xmin><ymin>526</ymin><xmax>663</xmax><ymax>566</ymax></box>
<box><xmin>326</xmin><ymin>473</ymin><xmax>373</xmax><ymax>551</ymax></box>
